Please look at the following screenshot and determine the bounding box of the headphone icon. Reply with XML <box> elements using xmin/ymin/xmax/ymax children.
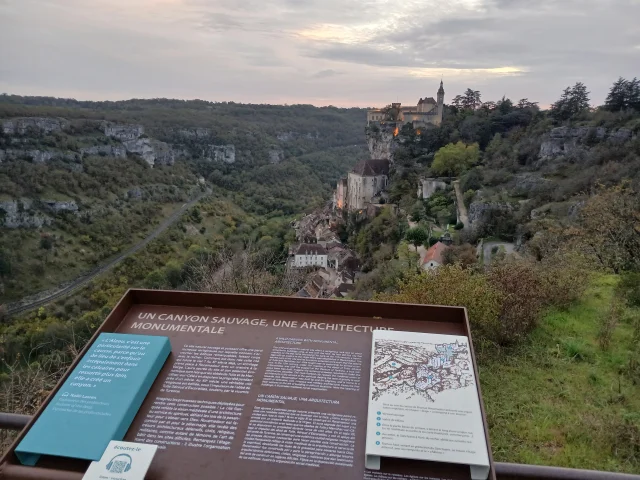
<box><xmin>106</xmin><ymin>453</ymin><xmax>133</xmax><ymax>473</ymax></box>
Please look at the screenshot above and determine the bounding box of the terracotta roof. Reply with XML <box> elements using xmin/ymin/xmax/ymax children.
<box><xmin>295</xmin><ymin>243</ymin><xmax>327</xmax><ymax>255</ymax></box>
<box><xmin>422</xmin><ymin>242</ymin><xmax>448</xmax><ymax>266</ymax></box>
<box><xmin>351</xmin><ymin>159</ymin><xmax>390</xmax><ymax>176</ymax></box>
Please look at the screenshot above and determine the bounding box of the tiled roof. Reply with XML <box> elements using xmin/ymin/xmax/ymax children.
<box><xmin>351</xmin><ymin>159</ymin><xmax>390</xmax><ymax>176</ymax></box>
<box><xmin>295</xmin><ymin>243</ymin><xmax>327</xmax><ymax>255</ymax></box>
<box><xmin>422</xmin><ymin>242</ymin><xmax>448</xmax><ymax>265</ymax></box>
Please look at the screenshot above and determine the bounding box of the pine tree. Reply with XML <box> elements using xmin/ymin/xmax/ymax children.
<box><xmin>550</xmin><ymin>82</ymin><xmax>590</xmax><ymax>122</ymax></box>
<box><xmin>605</xmin><ymin>77</ymin><xmax>629</xmax><ymax>112</ymax></box>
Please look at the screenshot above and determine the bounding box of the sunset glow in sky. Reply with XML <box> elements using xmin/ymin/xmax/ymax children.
<box><xmin>1</xmin><ymin>0</ymin><xmax>638</xmax><ymax>107</ymax></box>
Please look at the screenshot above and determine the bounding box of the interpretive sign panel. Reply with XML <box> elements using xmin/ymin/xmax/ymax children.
<box><xmin>1</xmin><ymin>290</ymin><xmax>494</xmax><ymax>480</ymax></box>
<box><xmin>365</xmin><ymin>331</ymin><xmax>490</xmax><ymax>479</ymax></box>
<box><xmin>15</xmin><ymin>333</ymin><xmax>170</xmax><ymax>466</ymax></box>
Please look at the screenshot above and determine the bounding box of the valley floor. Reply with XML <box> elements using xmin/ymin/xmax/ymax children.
<box><xmin>480</xmin><ymin>275</ymin><xmax>639</xmax><ymax>473</ymax></box>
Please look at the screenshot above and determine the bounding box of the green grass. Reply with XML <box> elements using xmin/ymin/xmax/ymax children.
<box><xmin>479</xmin><ymin>275</ymin><xmax>640</xmax><ymax>474</ymax></box>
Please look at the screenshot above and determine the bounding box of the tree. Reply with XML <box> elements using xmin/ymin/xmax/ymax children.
<box><xmin>605</xmin><ymin>77</ymin><xmax>640</xmax><ymax>112</ymax></box>
<box><xmin>517</xmin><ymin>98</ymin><xmax>539</xmax><ymax>109</ymax></box>
<box><xmin>550</xmin><ymin>82</ymin><xmax>590</xmax><ymax>122</ymax></box>
<box><xmin>431</xmin><ymin>142</ymin><xmax>479</xmax><ymax>177</ymax></box>
<box><xmin>405</xmin><ymin>227</ymin><xmax>428</xmax><ymax>250</ymax></box>
<box><xmin>574</xmin><ymin>184</ymin><xmax>640</xmax><ymax>273</ymax></box>
<box><xmin>442</xmin><ymin>244</ymin><xmax>477</xmax><ymax>268</ymax></box>
<box><xmin>462</xmin><ymin>89</ymin><xmax>482</xmax><ymax>110</ymax></box>
<box><xmin>0</xmin><ymin>250</ymin><xmax>11</xmax><ymax>277</ymax></box>
<box><xmin>39</xmin><ymin>235</ymin><xmax>54</xmax><ymax>251</ymax></box>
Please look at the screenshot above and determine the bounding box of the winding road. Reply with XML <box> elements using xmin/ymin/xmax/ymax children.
<box><xmin>5</xmin><ymin>190</ymin><xmax>209</xmax><ymax>316</ymax></box>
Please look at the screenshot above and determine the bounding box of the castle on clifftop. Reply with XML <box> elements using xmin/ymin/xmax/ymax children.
<box><xmin>367</xmin><ymin>80</ymin><xmax>445</xmax><ymax>128</ymax></box>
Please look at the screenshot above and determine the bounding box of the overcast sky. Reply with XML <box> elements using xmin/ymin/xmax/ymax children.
<box><xmin>1</xmin><ymin>0</ymin><xmax>639</xmax><ymax>107</ymax></box>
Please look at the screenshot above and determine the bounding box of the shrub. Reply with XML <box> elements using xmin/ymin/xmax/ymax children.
<box><xmin>487</xmin><ymin>259</ymin><xmax>546</xmax><ymax>344</ymax></box>
<box><xmin>375</xmin><ymin>265</ymin><xmax>503</xmax><ymax>350</ymax></box>
<box><xmin>617</xmin><ymin>273</ymin><xmax>640</xmax><ymax>307</ymax></box>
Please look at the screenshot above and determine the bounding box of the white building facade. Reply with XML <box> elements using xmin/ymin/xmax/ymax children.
<box><xmin>294</xmin><ymin>244</ymin><xmax>328</xmax><ymax>268</ymax></box>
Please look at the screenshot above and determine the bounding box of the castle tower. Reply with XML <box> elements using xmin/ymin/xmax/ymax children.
<box><xmin>437</xmin><ymin>80</ymin><xmax>445</xmax><ymax>125</ymax></box>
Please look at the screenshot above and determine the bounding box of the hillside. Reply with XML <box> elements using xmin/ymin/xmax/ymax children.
<box><xmin>0</xmin><ymin>97</ymin><xmax>367</xmax><ymax>302</ymax></box>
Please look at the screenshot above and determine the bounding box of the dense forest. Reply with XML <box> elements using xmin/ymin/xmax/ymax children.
<box><xmin>0</xmin><ymin>98</ymin><xmax>367</xmax><ymax>300</ymax></box>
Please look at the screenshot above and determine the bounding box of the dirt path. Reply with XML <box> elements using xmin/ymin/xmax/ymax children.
<box><xmin>452</xmin><ymin>180</ymin><xmax>469</xmax><ymax>228</ymax></box>
<box><xmin>6</xmin><ymin>190</ymin><xmax>210</xmax><ymax>316</ymax></box>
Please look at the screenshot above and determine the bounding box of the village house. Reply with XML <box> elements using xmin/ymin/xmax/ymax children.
<box><xmin>422</xmin><ymin>242</ymin><xmax>449</xmax><ymax>270</ymax></box>
<box><xmin>293</xmin><ymin>244</ymin><xmax>328</xmax><ymax>268</ymax></box>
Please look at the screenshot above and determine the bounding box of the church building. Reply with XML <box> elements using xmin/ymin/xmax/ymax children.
<box><xmin>367</xmin><ymin>81</ymin><xmax>445</xmax><ymax>128</ymax></box>
<box><xmin>336</xmin><ymin>159</ymin><xmax>390</xmax><ymax>212</ymax></box>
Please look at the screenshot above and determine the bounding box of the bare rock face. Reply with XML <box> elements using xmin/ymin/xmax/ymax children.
<box><xmin>468</xmin><ymin>201</ymin><xmax>514</xmax><ymax>226</ymax></box>
<box><xmin>0</xmin><ymin>199</ymin><xmax>51</xmax><ymax>228</ymax></box>
<box><xmin>177</xmin><ymin>128</ymin><xmax>211</xmax><ymax>140</ymax></box>
<box><xmin>1</xmin><ymin>117</ymin><xmax>69</xmax><ymax>135</ymax></box>
<box><xmin>41</xmin><ymin>199</ymin><xmax>79</xmax><ymax>214</ymax></box>
<box><xmin>539</xmin><ymin>126</ymin><xmax>636</xmax><ymax>160</ymax></box>
<box><xmin>204</xmin><ymin>145</ymin><xmax>236</xmax><ymax>163</ymax></box>
<box><xmin>366</xmin><ymin>125</ymin><xmax>396</xmax><ymax>161</ymax></box>
<box><xmin>268</xmin><ymin>148</ymin><xmax>284</xmax><ymax>164</ymax></box>
<box><xmin>80</xmin><ymin>145</ymin><xmax>127</xmax><ymax>158</ymax></box>
<box><xmin>0</xmin><ymin>149</ymin><xmax>79</xmax><ymax>163</ymax></box>
<box><xmin>123</xmin><ymin>138</ymin><xmax>175</xmax><ymax>167</ymax></box>
<box><xmin>104</xmin><ymin>123</ymin><xmax>144</xmax><ymax>141</ymax></box>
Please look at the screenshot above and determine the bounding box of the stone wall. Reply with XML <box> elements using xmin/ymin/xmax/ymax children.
<box><xmin>418</xmin><ymin>178</ymin><xmax>447</xmax><ymax>199</ymax></box>
<box><xmin>347</xmin><ymin>173</ymin><xmax>387</xmax><ymax>211</ymax></box>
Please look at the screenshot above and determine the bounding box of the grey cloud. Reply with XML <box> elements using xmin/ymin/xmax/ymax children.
<box><xmin>312</xmin><ymin>69</ymin><xmax>345</xmax><ymax>78</ymax></box>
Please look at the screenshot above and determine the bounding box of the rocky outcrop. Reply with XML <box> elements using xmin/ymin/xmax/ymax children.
<box><xmin>128</xmin><ymin>187</ymin><xmax>143</xmax><ymax>199</ymax></box>
<box><xmin>0</xmin><ymin>199</ymin><xmax>51</xmax><ymax>228</ymax></box>
<box><xmin>418</xmin><ymin>178</ymin><xmax>447</xmax><ymax>199</ymax></box>
<box><xmin>513</xmin><ymin>173</ymin><xmax>553</xmax><ymax>196</ymax></box>
<box><xmin>1</xmin><ymin>117</ymin><xmax>68</xmax><ymax>135</ymax></box>
<box><xmin>123</xmin><ymin>138</ymin><xmax>175</xmax><ymax>167</ymax></box>
<box><xmin>41</xmin><ymin>200</ymin><xmax>78</xmax><ymax>214</ymax></box>
<box><xmin>0</xmin><ymin>149</ymin><xmax>79</xmax><ymax>163</ymax></box>
<box><xmin>104</xmin><ymin>123</ymin><xmax>144</xmax><ymax>141</ymax></box>
<box><xmin>177</xmin><ymin>128</ymin><xmax>211</xmax><ymax>140</ymax></box>
<box><xmin>539</xmin><ymin>126</ymin><xmax>637</xmax><ymax>160</ymax></box>
<box><xmin>468</xmin><ymin>201</ymin><xmax>515</xmax><ymax>226</ymax></box>
<box><xmin>204</xmin><ymin>145</ymin><xmax>236</xmax><ymax>164</ymax></box>
<box><xmin>268</xmin><ymin>148</ymin><xmax>284</xmax><ymax>164</ymax></box>
<box><xmin>80</xmin><ymin>145</ymin><xmax>127</xmax><ymax>158</ymax></box>
<box><xmin>366</xmin><ymin>125</ymin><xmax>396</xmax><ymax>161</ymax></box>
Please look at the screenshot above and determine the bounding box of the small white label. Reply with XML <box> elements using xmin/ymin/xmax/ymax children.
<box><xmin>83</xmin><ymin>441</ymin><xmax>157</xmax><ymax>480</ymax></box>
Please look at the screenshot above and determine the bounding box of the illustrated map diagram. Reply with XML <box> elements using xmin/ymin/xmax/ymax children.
<box><xmin>371</xmin><ymin>339</ymin><xmax>474</xmax><ymax>402</ymax></box>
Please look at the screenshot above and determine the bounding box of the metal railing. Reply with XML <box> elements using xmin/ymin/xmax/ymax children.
<box><xmin>1</xmin><ymin>413</ymin><xmax>639</xmax><ymax>480</ymax></box>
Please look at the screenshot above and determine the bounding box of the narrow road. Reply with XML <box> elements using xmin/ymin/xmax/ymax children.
<box><xmin>452</xmin><ymin>180</ymin><xmax>469</xmax><ymax>228</ymax></box>
<box><xmin>6</xmin><ymin>190</ymin><xmax>209</xmax><ymax>316</ymax></box>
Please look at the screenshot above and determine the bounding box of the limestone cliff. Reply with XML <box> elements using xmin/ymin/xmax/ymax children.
<box><xmin>203</xmin><ymin>145</ymin><xmax>236</xmax><ymax>164</ymax></box>
<box><xmin>539</xmin><ymin>126</ymin><xmax>636</xmax><ymax>160</ymax></box>
<box><xmin>80</xmin><ymin>145</ymin><xmax>127</xmax><ymax>158</ymax></box>
<box><xmin>1</xmin><ymin>117</ymin><xmax>68</xmax><ymax>135</ymax></box>
<box><xmin>366</xmin><ymin>125</ymin><xmax>396</xmax><ymax>161</ymax></box>
<box><xmin>0</xmin><ymin>199</ymin><xmax>51</xmax><ymax>228</ymax></box>
<box><xmin>0</xmin><ymin>149</ymin><xmax>79</xmax><ymax>163</ymax></box>
<box><xmin>123</xmin><ymin>138</ymin><xmax>176</xmax><ymax>166</ymax></box>
<box><xmin>103</xmin><ymin>123</ymin><xmax>144</xmax><ymax>141</ymax></box>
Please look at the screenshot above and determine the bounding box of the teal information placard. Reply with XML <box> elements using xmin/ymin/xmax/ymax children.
<box><xmin>15</xmin><ymin>333</ymin><xmax>171</xmax><ymax>466</ymax></box>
